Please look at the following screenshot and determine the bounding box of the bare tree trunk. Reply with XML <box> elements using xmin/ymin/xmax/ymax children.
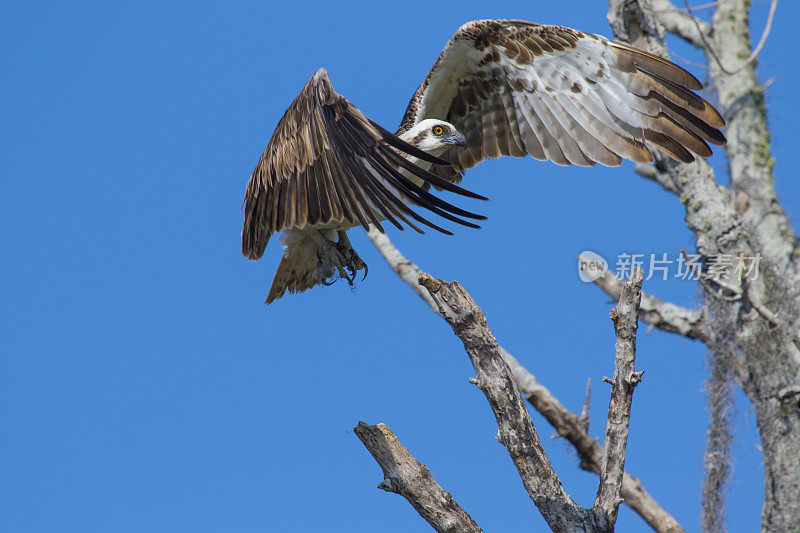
<box><xmin>706</xmin><ymin>3</ymin><xmax>800</xmax><ymax>530</ymax></box>
<box><xmin>605</xmin><ymin>1</ymin><xmax>800</xmax><ymax>530</ymax></box>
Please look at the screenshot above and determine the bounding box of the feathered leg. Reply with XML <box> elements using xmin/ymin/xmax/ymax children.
<box><xmin>303</xmin><ymin>229</ymin><xmax>366</xmax><ymax>285</ymax></box>
<box><xmin>336</xmin><ymin>230</ymin><xmax>367</xmax><ymax>281</ymax></box>
<box><xmin>265</xmin><ymin>229</ymin><xmax>368</xmax><ymax>304</ymax></box>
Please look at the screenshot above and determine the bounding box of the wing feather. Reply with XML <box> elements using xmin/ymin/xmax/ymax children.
<box><xmin>241</xmin><ymin>68</ymin><xmax>486</xmax><ymax>260</ymax></box>
<box><xmin>498</xmin><ymin>80</ymin><xmax>527</xmax><ymax>158</ymax></box>
<box><xmin>399</xmin><ymin>19</ymin><xmax>726</xmax><ymax>176</ymax></box>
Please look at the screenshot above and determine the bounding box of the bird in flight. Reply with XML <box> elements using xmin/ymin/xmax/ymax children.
<box><xmin>242</xmin><ymin>19</ymin><xmax>725</xmax><ymax>304</ymax></box>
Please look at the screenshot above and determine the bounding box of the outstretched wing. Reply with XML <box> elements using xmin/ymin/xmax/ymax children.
<box><xmin>399</xmin><ymin>20</ymin><xmax>726</xmax><ymax>181</ymax></box>
<box><xmin>242</xmin><ymin>68</ymin><xmax>487</xmax><ymax>260</ymax></box>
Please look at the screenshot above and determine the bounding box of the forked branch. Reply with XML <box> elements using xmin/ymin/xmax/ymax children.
<box><xmin>416</xmin><ymin>273</ymin><xmax>609</xmax><ymax>531</ymax></box>
<box><xmin>368</xmin><ymin>230</ymin><xmax>684</xmax><ymax>532</ymax></box>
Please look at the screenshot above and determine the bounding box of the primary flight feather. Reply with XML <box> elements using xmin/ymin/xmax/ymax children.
<box><xmin>242</xmin><ymin>19</ymin><xmax>725</xmax><ymax>304</ymax></box>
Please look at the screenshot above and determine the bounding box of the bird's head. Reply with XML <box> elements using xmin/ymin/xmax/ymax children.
<box><xmin>401</xmin><ymin>119</ymin><xmax>467</xmax><ymax>156</ymax></box>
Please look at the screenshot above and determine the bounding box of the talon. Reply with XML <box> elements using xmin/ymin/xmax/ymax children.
<box><xmin>308</xmin><ymin>229</ymin><xmax>368</xmax><ymax>289</ymax></box>
<box><xmin>336</xmin><ymin>266</ymin><xmax>354</xmax><ymax>286</ymax></box>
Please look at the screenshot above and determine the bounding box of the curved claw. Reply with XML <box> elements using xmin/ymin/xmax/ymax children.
<box><xmin>337</xmin><ymin>266</ymin><xmax>354</xmax><ymax>286</ymax></box>
<box><xmin>315</xmin><ymin>232</ymin><xmax>368</xmax><ymax>289</ymax></box>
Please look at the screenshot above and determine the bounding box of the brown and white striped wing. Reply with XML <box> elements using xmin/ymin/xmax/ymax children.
<box><xmin>399</xmin><ymin>20</ymin><xmax>726</xmax><ymax>180</ymax></box>
<box><xmin>241</xmin><ymin>68</ymin><xmax>487</xmax><ymax>260</ymax></box>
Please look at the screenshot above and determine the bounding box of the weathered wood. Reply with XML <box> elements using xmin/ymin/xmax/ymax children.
<box><xmin>354</xmin><ymin>422</ymin><xmax>483</xmax><ymax>533</ymax></box>
<box><xmin>416</xmin><ymin>273</ymin><xmax>610</xmax><ymax>532</ymax></box>
<box><xmin>594</xmin><ymin>268</ymin><xmax>644</xmax><ymax>525</ymax></box>
<box><xmin>606</xmin><ymin>1</ymin><xmax>800</xmax><ymax>531</ymax></box>
<box><xmin>370</xmin><ymin>229</ymin><xmax>685</xmax><ymax>533</ymax></box>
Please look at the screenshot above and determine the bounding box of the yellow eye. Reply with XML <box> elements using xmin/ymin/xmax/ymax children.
<box><xmin>432</xmin><ymin>125</ymin><xmax>444</xmax><ymax>136</ymax></box>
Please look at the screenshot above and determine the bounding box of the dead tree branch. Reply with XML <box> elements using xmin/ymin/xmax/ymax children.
<box><xmin>607</xmin><ymin>1</ymin><xmax>800</xmax><ymax>530</ymax></box>
<box><xmin>706</xmin><ymin>0</ymin><xmax>799</xmax><ymax>291</ymax></box>
<box><xmin>507</xmin><ymin>350</ymin><xmax>685</xmax><ymax>533</ymax></box>
<box><xmin>594</xmin><ymin>269</ymin><xmax>645</xmax><ymax>526</ymax></box>
<box><xmin>634</xmin><ymin>162</ymin><xmax>680</xmax><ymax>195</ymax></box>
<box><xmin>580</xmin><ymin>379</ymin><xmax>592</xmax><ymax>433</ymax></box>
<box><xmin>354</xmin><ymin>422</ymin><xmax>483</xmax><ymax>533</ymax></box>
<box><xmin>606</xmin><ymin>0</ymin><xmax>751</xmax><ymax>267</ymax></box>
<box><xmin>650</xmin><ymin>0</ymin><xmax>710</xmax><ymax>48</ymax></box>
<box><xmin>367</xmin><ymin>0</ymin><xmax>798</xmax><ymax>529</ymax></box>
<box><xmin>367</xmin><ymin>229</ymin><xmax>438</xmax><ymax>310</ymax></box>
<box><xmin>685</xmin><ymin>0</ymin><xmax>778</xmax><ymax>75</ymax></box>
<box><xmin>370</xmin><ymin>231</ymin><xmax>685</xmax><ymax>533</ymax></box>
<box><xmin>580</xmin><ymin>254</ymin><xmax>709</xmax><ymax>343</ymax></box>
<box><xmin>416</xmin><ymin>273</ymin><xmax>609</xmax><ymax>531</ymax></box>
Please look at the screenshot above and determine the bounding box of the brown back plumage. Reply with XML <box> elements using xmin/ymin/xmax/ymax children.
<box><xmin>398</xmin><ymin>20</ymin><xmax>726</xmax><ymax>182</ymax></box>
<box><xmin>241</xmin><ymin>69</ymin><xmax>487</xmax><ymax>260</ymax></box>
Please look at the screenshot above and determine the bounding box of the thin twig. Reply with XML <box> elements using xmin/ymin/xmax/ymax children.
<box><xmin>654</xmin><ymin>0</ymin><xmax>728</xmax><ymax>13</ymax></box>
<box><xmin>580</xmin><ymin>378</ymin><xmax>592</xmax><ymax>434</ymax></box>
<box><xmin>669</xmin><ymin>49</ymin><xmax>711</xmax><ymax>71</ymax></box>
<box><xmin>737</xmin><ymin>0</ymin><xmax>778</xmax><ymax>71</ymax></box>
<box><xmin>681</xmin><ymin>250</ymin><xmax>800</xmax><ymax>350</ymax></box>
<box><xmin>650</xmin><ymin>0</ymin><xmax>710</xmax><ymax>48</ymax></box>
<box><xmin>684</xmin><ymin>0</ymin><xmax>777</xmax><ymax>75</ymax></box>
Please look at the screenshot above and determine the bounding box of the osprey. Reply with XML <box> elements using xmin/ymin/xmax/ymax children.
<box><xmin>242</xmin><ymin>19</ymin><xmax>725</xmax><ymax>303</ymax></box>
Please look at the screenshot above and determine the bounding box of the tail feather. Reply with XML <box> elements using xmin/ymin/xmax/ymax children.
<box><xmin>265</xmin><ymin>233</ymin><xmax>321</xmax><ymax>304</ymax></box>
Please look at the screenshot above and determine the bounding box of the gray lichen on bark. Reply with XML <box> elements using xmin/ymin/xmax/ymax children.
<box><xmin>605</xmin><ymin>1</ymin><xmax>800</xmax><ymax>531</ymax></box>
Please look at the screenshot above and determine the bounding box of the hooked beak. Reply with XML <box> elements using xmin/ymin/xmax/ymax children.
<box><xmin>448</xmin><ymin>132</ymin><xmax>468</xmax><ymax>147</ymax></box>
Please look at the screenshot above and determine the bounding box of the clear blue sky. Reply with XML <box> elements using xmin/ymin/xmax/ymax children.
<box><xmin>2</xmin><ymin>1</ymin><xmax>796</xmax><ymax>531</ymax></box>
